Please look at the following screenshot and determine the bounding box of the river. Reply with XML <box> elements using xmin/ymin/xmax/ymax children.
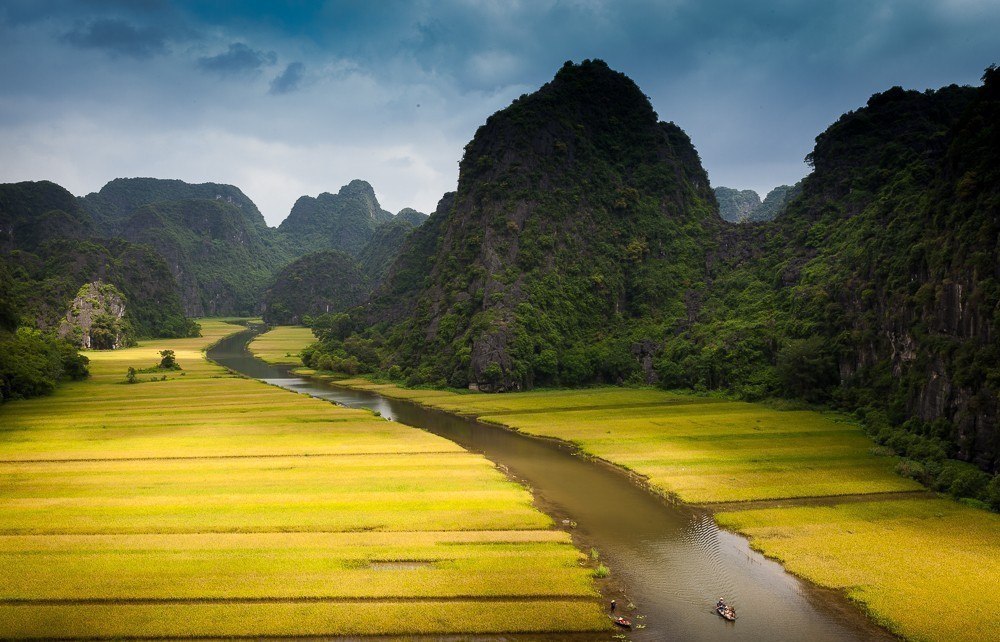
<box><xmin>209</xmin><ymin>329</ymin><xmax>895</xmax><ymax>642</ymax></box>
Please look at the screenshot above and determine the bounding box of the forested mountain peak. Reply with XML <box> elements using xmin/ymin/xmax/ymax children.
<box><xmin>714</xmin><ymin>183</ymin><xmax>801</xmax><ymax>223</ymax></box>
<box><xmin>0</xmin><ymin>180</ymin><xmax>94</xmax><ymax>252</ymax></box>
<box><xmin>364</xmin><ymin>60</ymin><xmax>717</xmax><ymax>390</ymax></box>
<box><xmin>278</xmin><ymin>179</ymin><xmax>395</xmax><ymax>255</ymax></box>
<box><xmin>80</xmin><ymin>177</ymin><xmax>267</xmax><ymax>234</ymax></box>
<box><xmin>395</xmin><ymin>207</ymin><xmax>429</xmax><ymax>227</ymax></box>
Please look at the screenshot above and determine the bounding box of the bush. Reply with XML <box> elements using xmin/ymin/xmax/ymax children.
<box><xmin>985</xmin><ymin>475</ymin><xmax>1000</xmax><ymax>511</ymax></box>
<box><xmin>158</xmin><ymin>350</ymin><xmax>178</xmax><ymax>369</ymax></box>
<box><xmin>0</xmin><ymin>328</ymin><xmax>89</xmax><ymax>402</ymax></box>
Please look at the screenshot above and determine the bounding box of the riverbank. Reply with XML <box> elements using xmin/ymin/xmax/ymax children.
<box><xmin>272</xmin><ymin>359</ymin><xmax>998</xmax><ymax>641</ymax></box>
<box><xmin>0</xmin><ymin>321</ymin><xmax>607</xmax><ymax>638</ymax></box>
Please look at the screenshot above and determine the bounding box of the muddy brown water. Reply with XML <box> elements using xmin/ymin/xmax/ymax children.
<box><xmin>209</xmin><ymin>330</ymin><xmax>895</xmax><ymax>642</ymax></box>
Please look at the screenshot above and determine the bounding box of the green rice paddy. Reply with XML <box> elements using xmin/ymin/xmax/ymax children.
<box><xmin>248</xmin><ymin>325</ymin><xmax>315</xmax><ymax>365</ymax></box>
<box><xmin>0</xmin><ymin>320</ymin><xmax>607</xmax><ymax>638</ymax></box>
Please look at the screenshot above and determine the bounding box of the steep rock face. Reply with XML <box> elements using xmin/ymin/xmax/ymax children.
<box><xmin>371</xmin><ymin>60</ymin><xmax>717</xmax><ymax>390</ymax></box>
<box><xmin>58</xmin><ymin>281</ymin><xmax>134</xmax><ymax>349</ymax></box>
<box><xmin>121</xmin><ymin>199</ymin><xmax>294</xmax><ymax>316</ymax></box>
<box><xmin>714</xmin><ymin>187</ymin><xmax>761</xmax><ymax>222</ymax></box>
<box><xmin>261</xmin><ymin>250</ymin><xmax>369</xmax><ymax>324</ymax></box>
<box><xmin>279</xmin><ymin>180</ymin><xmax>394</xmax><ymax>255</ymax></box>
<box><xmin>755</xmin><ymin>183</ymin><xmax>802</xmax><ymax>221</ymax></box>
<box><xmin>714</xmin><ymin>184</ymin><xmax>801</xmax><ymax>223</ymax></box>
<box><xmin>80</xmin><ymin>178</ymin><xmax>266</xmax><ymax>235</ymax></box>
<box><xmin>357</xmin><ymin>218</ymin><xmax>419</xmax><ymax>287</ymax></box>
<box><xmin>697</xmin><ymin>76</ymin><xmax>997</xmax><ymax>470</ymax></box>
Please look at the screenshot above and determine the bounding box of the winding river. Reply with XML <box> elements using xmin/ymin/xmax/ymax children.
<box><xmin>209</xmin><ymin>329</ymin><xmax>894</xmax><ymax>642</ymax></box>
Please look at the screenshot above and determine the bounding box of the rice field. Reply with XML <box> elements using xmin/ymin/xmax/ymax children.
<box><xmin>717</xmin><ymin>499</ymin><xmax>1000</xmax><ymax>641</ymax></box>
<box><xmin>332</xmin><ymin>381</ymin><xmax>921</xmax><ymax>504</ymax></box>
<box><xmin>297</xmin><ymin>367</ymin><xmax>997</xmax><ymax>642</ymax></box>
<box><xmin>0</xmin><ymin>320</ymin><xmax>607</xmax><ymax>638</ymax></box>
<box><xmin>248</xmin><ymin>325</ymin><xmax>316</xmax><ymax>364</ymax></box>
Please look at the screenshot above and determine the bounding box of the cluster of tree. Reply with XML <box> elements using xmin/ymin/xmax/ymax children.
<box><xmin>0</xmin><ymin>263</ymin><xmax>89</xmax><ymax>403</ymax></box>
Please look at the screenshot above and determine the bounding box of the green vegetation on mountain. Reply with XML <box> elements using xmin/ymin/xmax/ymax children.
<box><xmin>318</xmin><ymin>60</ymin><xmax>717</xmax><ymax>390</ymax></box>
<box><xmin>1</xmin><ymin>181</ymin><xmax>197</xmax><ymax>339</ymax></box>
<box><xmin>305</xmin><ymin>63</ymin><xmax>999</xmax><ymax>491</ymax></box>
<box><xmin>278</xmin><ymin>180</ymin><xmax>394</xmax><ymax>255</ymax></box>
<box><xmin>80</xmin><ymin>177</ymin><xmax>266</xmax><ymax>235</ymax></box>
<box><xmin>58</xmin><ymin>281</ymin><xmax>136</xmax><ymax>350</ymax></box>
<box><xmin>665</xmin><ymin>69</ymin><xmax>999</xmax><ymax>480</ymax></box>
<box><xmin>714</xmin><ymin>186</ymin><xmax>760</xmax><ymax>222</ymax></box>
<box><xmin>357</xmin><ymin>218</ymin><xmax>420</xmax><ymax>287</ymax></box>
<box><xmin>755</xmin><ymin>182</ymin><xmax>802</xmax><ymax>220</ymax></box>
<box><xmin>394</xmin><ymin>207</ymin><xmax>429</xmax><ymax>227</ymax></box>
<box><xmin>0</xmin><ymin>262</ymin><xmax>89</xmax><ymax>403</ymax></box>
<box><xmin>714</xmin><ymin>183</ymin><xmax>801</xmax><ymax>222</ymax></box>
<box><xmin>262</xmin><ymin>250</ymin><xmax>369</xmax><ymax>325</ymax></box>
<box><xmin>1</xmin><ymin>180</ymin><xmax>94</xmax><ymax>251</ymax></box>
<box><xmin>120</xmin><ymin>198</ymin><xmax>295</xmax><ymax>316</ymax></box>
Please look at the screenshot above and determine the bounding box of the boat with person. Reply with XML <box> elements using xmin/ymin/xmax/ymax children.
<box><xmin>716</xmin><ymin>597</ymin><xmax>737</xmax><ymax>621</ymax></box>
<box><xmin>613</xmin><ymin>616</ymin><xmax>633</xmax><ymax>629</ymax></box>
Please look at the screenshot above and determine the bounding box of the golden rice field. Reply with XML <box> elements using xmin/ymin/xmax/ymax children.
<box><xmin>248</xmin><ymin>324</ymin><xmax>316</xmax><ymax>364</ymax></box>
<box><xmin>0</xmin><ymin>320</ymin><xmax>606</xmax><ymax>638</ymax></box>
<box><xmin>331</xmin><ymin>381</ymin><xmax>921</xmax><ymax>504</ymax></box>
<box><xmin>717</xmin><ymin>499</ymin><xmax>1000</xmax><ymax>642</ymax></box>
<box><xmin>256</xmin><ymin>331</ymin><xmax>1000</xmax><ymax>642</ymax></box>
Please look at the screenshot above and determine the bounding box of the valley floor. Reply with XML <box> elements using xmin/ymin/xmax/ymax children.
<box><xmin>0</xmin><ymin>320</ymin><xmax>607</xmax><ymax>639</ymax></box>
<box><xmin>262</xmin><ymin>326</ymin><xmax>1000</xmax><ymax>642</ymax></box>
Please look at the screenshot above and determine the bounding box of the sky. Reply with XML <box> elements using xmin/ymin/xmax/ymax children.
<box><xmin>0</xmin><ymin>1</ymin><xmax>997</xmax><ymax>226</ymax></box>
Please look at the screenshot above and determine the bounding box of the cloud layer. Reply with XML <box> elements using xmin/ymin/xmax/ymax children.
<box><xmin>1</xmin><ymin>1</ymin><xmax>996</xmax><ymax>225</ymax></box>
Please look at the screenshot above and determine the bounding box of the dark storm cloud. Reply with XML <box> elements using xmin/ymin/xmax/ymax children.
<box><xmin>269</xmin><ymin>62</ymin><xmax>304</xmax><ymax>95</ymax></box>
<box><xmin>196</xmin><ymin>42</ymin><xmax>277</xmax><ymax>75</ymax></box>
<box><xmin>60</xmin><ymin>17</ymin><xmax>168</xmax><ymax>58</ymax></box>
<box><xmin>3</xmin><ymin>0</ymin><xmax>999</xmax><ymax>223</ymax></box>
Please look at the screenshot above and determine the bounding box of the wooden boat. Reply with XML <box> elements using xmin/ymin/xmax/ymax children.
<box><xmin>613</xmin><ymin>616</ymin><xmax>633</xmax><ymax>629</ymax></box>
<box><xmin>716</xmin><ymin>605</ymin><xmax>736</xmax><ymax>621</ymax></box>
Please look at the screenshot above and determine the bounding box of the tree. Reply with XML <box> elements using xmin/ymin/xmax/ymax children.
<box><xmin>776</xmin><ymin>336</ymin><xmax>837</xmax><ymax>402</ymax></box>
<box><xmin>159</xmin><ymin>349</ymin><xmax>178</xmax><ymax>369</ymax></box>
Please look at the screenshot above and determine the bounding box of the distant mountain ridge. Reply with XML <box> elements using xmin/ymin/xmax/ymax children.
<box><xmin>80</xmin><ymin>177</ymin><xmax>266</xmax><ymax>235</ymax></box>
<box><xmin>0</xmin><ymin>181</ymin><xmax>195</xmax><ymax>338</ymax></box>
<box><xmin>279</xmin><ymin>180</ymin><xmax>392</xmax><ymax>255</ymax></box>
<box><xmin>714</xmin><ymin>183</ymin><xmax>802</xmax><ymax>222</ymax></box>
<box><xmin>76</xmin><ymin>177</ymin><xmax>426</xmax><ymax>316</ymax></box>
